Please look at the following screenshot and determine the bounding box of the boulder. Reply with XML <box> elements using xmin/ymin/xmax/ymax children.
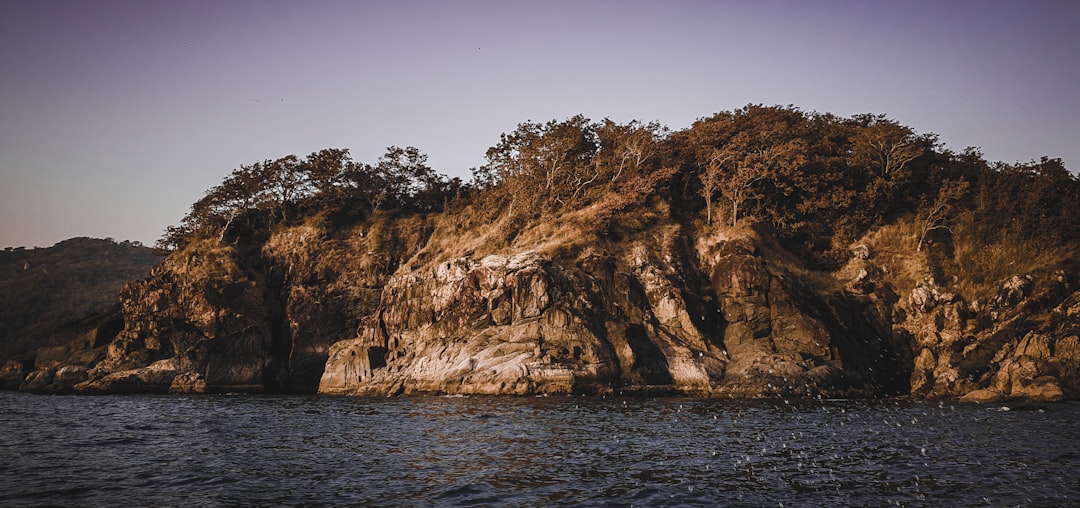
<box><xmin>19</xmin><ymin>369</ymin><xmax>54</xmax><ymax>393</ymax></box>
<box><xmin>960</xmin><ymin>389</ymin><xmax>1005</xmax><ymax>403</ymax></box>
<box><xmin>1011</xmin><ymin>376</ymin><xmax>1065</xmax><ymax>402</ymax></box>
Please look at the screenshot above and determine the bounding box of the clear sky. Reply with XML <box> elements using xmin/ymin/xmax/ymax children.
<box><xmin>2</xmin><ymin>0</ymin><xmax>1078</xmax><ymax>248</ymax></box>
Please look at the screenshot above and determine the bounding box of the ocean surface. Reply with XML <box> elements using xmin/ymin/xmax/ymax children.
<box><xmin>1</xmin><ymin>392</ymin><xmax>1078</xmax><ymax>507</ymax></box>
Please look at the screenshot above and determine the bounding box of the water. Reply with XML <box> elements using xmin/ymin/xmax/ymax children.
<box><xmin>1</xmin><ymin>392</ymin><xmax>1078</xmax><ymax>507</ymax></box>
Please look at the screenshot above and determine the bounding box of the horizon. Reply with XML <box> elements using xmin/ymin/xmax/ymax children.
<box><xmin>2</xmin><ymin>0</ymin><xmax>1078</xmax><ymax>249</ymax></box>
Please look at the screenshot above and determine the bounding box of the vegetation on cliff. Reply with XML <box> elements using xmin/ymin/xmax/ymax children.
<box><xmin>159</xmin><ymin>105</ymin><xmax>1078</xmax><ymax>286</ymax></box>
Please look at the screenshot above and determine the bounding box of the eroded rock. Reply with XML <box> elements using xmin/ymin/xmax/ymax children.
<box><xmin>905</xmin><ymin>273</ymin><xmax>1080</xmax><ymax>402</ymax></box>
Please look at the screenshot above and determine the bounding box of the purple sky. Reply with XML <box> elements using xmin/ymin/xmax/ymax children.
<box><xmin>2</xmin><ymin>0</ymin><xmax>1078</xmax><ymax>248</ymax></box>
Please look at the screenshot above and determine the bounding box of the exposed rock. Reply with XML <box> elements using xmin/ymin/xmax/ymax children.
<box><xmin>960</xmin><ymin>389</ymin><xmax>1004</xmax><ymax>403</ymax></box>
<box><xmin>15</xmin><ymin>218</ymin><xmax>1079</xmax><ymax>401</ymax></box>
<box><xmin>39</xmin><ymin>219</ymin><xmax>410</xmax><ymax>395</ymax></box>
<box><xmin>54</xmin><ymin>365</ymin><xmax>88</xmax><ymax>385</ymax></box>
<box><xmin>10</xmin><ymin>312</ymin><xmax>120</xmax><ymax>394</ymax></box>
<box><xmin>906</xmin><ymin>273</ymin><xmax>1080</xmax><ymax>402</ymax></box>
<box><xmin>19</xmin><ymin>368</ymin><xmax>54</xmax><ymax>393</ymax></box>
<box><xmin>321</xmin><ymin>251</ymin><xmax>629</xmax><ymax>396</ymax></box>
<box><xmin>993</xmin><ymin>275</ymin><xmax>1034</xmax><ymax>309</ymax></box>
<box><xmin>318</xmin><ymin>231</ymin><xmax>907</xmax><ymax>398</ymax></box>
<box><xmin>169</xmin><ymin>371</ymin><xmax>207</xmax><ymax>394</ymax></box>
<box><xmin>1015</xmin><ymin>332</ymin><xmax>1052</xmax><ymax>359</ymax></box>
<box><xmin>1012</xmin><ymin>376</ymin><xmax>1065</xmax><ymax>402</ymax></box>
<box><xmin>910</xmin><ymin>348</ymin><xmax>937</xmax><ymax>395</ymax></box>
<box><xmin>851</xmin><ymin>244</ymin><xmax>872</xmax><ymax>260</ymax></box>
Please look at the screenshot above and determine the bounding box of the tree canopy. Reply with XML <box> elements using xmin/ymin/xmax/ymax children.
<box><xmin>158</xmin><ymin>147</ymin><xmax>459</xmax><ymax>250</ymax></box>
<box><xmin>158</xmin><ymin>106</ymin><xmax>1078</xmax><ymax>276</ymax></box>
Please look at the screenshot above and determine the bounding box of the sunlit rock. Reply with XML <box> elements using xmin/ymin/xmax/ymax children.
<box><xmin>960</xmin><ymin>388</ymin><xmax>1004</xmax><ymax>403</ymax></box>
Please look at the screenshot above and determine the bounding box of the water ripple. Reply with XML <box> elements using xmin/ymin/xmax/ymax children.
<box><xmin>1</xmin><ymin>392</ymin><xmax>1078</xmax><ymax>506</ymax></box>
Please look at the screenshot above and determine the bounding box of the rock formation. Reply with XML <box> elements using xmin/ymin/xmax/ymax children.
<box><xmin>5</xmin><ymin>108</ymin><xmax>1078</xmax><ymax>401</ymax></box>
<box><xmin>8</xmin><ymin>216</ymin><xmax>1079</xmax><ymax>402</ymax></box>
<box><xmin>904</xmin><ymin>273</ymin><xmax>1080</xmax><ymax>403</ymax></box>
<box><xmin>316</xmin><ymin>227</ymin><xmax>908</xmax><ymax>397</ymax></box>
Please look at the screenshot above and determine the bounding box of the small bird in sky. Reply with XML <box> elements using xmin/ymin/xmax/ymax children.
<box><xmin>250</xmin><ymin>98</ymin><xmax>262</xmax><ymax>103</ymax></box>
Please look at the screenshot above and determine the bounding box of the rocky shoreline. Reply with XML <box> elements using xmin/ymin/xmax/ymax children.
<box><xmin>6</xmin><ymin>225</ymin><xmax>1076</xmax><ymax>403</ymax></box>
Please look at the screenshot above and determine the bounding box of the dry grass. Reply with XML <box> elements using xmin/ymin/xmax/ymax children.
<box><xmin>845</xmin><ymin>220</ymin><xmax>928</xmax><ymax>300</ymax></box>
<box><xmin>164</xmin><ymin>237</ymin><xmax>243</xmax><ymax>283</ymax></box>
<box><xmin>262</xmin><ymin>221</ymin><xmax>326</xmax><ymax>271</ymax></box>
<box><xmin>949</xmin><ymin>224</ymin><xmax>1075</xmax><ymax>301</ymax></box>
<box><xmin>701</xmin><ymin>220</ymin><xmax>842</xmax><ymax>294</ymax></box>
<box><xmin>404</xmin><ymin>205</ymin><xmax>509</xmax><ymax>269</ymax></box>
<box><xmin>407</xmin><ymin>201</ymin><xmax>616</xmax><ymax>270</ymax></box>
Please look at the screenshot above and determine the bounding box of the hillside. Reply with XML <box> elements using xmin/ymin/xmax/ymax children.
<box><xmin>0</xmin><ymin>238</ymin><xmax>160</xmax><ymax>387</ymax></box>
<box><xmin>7</xmin><ymin>106</ymin><xmax>1079</xmax><ymax>400</ymax></box>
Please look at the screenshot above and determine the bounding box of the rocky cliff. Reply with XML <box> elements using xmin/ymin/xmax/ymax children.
<box><xmin>6</xmin><ymin>108</ymin><xmax>1079</xmax><ymax>401</ymax></box>
<box><xmin>15</xmin><ymin>214</ymin><xmax>430</xmax><ymax>394</ymax></box>
<box><xmin>318</xmin><ymin>230</ymin><xmax>908</xmax><ymax>397</ymax></box>
<box><xmin>905</xmin><ymin>273</ymin><xmax>1080</xmax><ymax>402</ymax></box>
<box><xmin>9</xmin><ymin>216</ymin><xmax>1079</xmax><ymax>401</ymax></box>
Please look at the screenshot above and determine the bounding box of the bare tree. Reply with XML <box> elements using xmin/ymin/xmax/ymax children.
<box><xmin>917</xmin><ymin>178</ymin><xmax>969</xmax><ymax>252</ymax></box>
<box><xmin>851</xmin><ymin>115</ymin><xmax>924</xmax><ymax>178</ymax></box>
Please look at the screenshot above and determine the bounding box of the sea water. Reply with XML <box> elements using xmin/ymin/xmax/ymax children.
<box><xmin>1</xmin><ymin>391</ymin><xmax>1077</xmax><ymax>507</ymax></box>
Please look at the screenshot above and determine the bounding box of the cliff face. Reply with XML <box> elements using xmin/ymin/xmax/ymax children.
<box><xmin>16</xmin><ymin>215</ymin><xmax>429</xmax><ymax>394</ymax></box>
<box><xmin>52</xmin><ymin>239</ymin><xmax>269</xmax><ymax>394</ymax></box>
<box><xmin>319</xmin><ymin>227</ymin><xmax>909</xmax><ymax>397</ymax></box>
<box><xmin>13</xmin><ymin>218</ymin><xmax>1080</xmax><ymax>401</ymax></box>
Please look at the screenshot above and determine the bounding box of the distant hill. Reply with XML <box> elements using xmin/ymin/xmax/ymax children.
<box><xmin>0</xmin><ymin>238</ymin><xmax>160</xmax><ymax>364</ymax></box>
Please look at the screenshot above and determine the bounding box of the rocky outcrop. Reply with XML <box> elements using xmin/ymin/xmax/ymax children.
<box><xmin>17</xmin><ymin>312</ymin><xmax>119</xmax><ymax>394</ymax></box>
<box><xmin>320</xmin><ymin>251</ymin><xmax>618</xmax><ymax>395</ymax></box>
<box><xmin>13</xmin><ymin>219</ymin><xmax>1078</xmax><ymax>401</ymax></box>
<box><xmin>905</xmin><ymin>272</ymin><xmax>1080</xmax><ymax>402</ymax></box>
<box><xmin>22</xmin><ymin>216</ymin><xmax>430</xmax><ymax>395</ymax></box>
<box><xmin>696</xmin><ymin>236</ymin><xmax>907</xmax><ymax>397</ymax></box>
<box><xmin>319</xmin><ymin>230</ymin><xmax>908</xmax><ymax>397</ymax></box>
<box><xmin>70</xmin><ymin>240</ymin><xmax>272</xmax><ymax>394</ymax></box>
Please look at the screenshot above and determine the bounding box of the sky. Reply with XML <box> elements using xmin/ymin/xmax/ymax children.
<box><xmin>2</xmin><ymin>0</ymin><xmax>1078</xmax><ymax>249</ymax></box>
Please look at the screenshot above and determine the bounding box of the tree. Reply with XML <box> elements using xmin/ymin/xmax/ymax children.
<box><xmin>594</xmin><ymin>119</ymin><xmax>667</xmax><ymax>183</ymax></box>
<box><xmin>374</xmin><ymin>146</ymin><xmax>446</xmax><ymax>210</ymax></box>
<box><xmin>917</xmin><ymin>178</ymin><xmax>969</xmax><ymax>252</ymax></box>
<box><xmin>850</xmin><ymin>115</ymin><xmax>924</xmax><ymax>179</ymax></box>
<box><xmin>698</xmin><ymin>150</ymin><xmax>724</xmax><ymax>226</ymax></box>
<box><xmin>175</xmin><ymin>164</ymin><xmax>267</xmax><ymax>243</ymax></box>
<box><xmin>688</xmin><ymin>106</ymin><xmax>808</xmax><ymax>227</ymax></box>
<box><xmin>481</xmin><ymin>115</ymin><xmax>598</xmax><ymax>217</ymax></box>
<box><xmin>714</xmin><ymin>133</ymin><xmax>806</xmax><ymax>228</ymax></box>
<box><xmin>255</xmin><ymin>155</ymin><xmax>308</xmax><ymax>222</ymax></box>
<box><xmin>301</xmin><ymin>148</ymin><xmax>351</xmax><ymax>197</ymax></box>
